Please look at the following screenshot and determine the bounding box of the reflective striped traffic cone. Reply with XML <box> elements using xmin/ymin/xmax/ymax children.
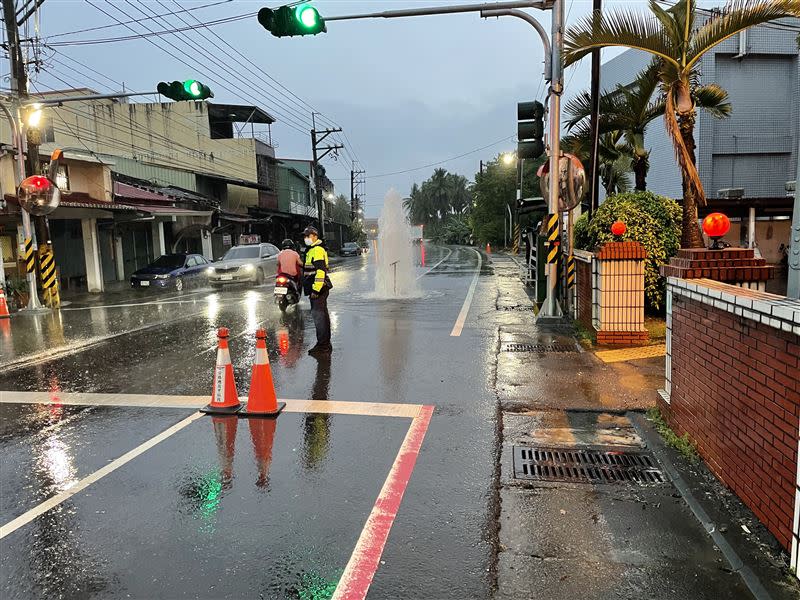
<box><xmin>202</xmin><ymin>327</ymin><xmax>243</xmax><ymax>415</ymax></box>
<box><xmin>0</xmin><ymin>287</ymin><xmax>10</xmax><ymax>319</ymax></box>
<box><xmin>241</xmin><ymin>329</ymin><xmax>285</xmax><ymax>417</ymax></box>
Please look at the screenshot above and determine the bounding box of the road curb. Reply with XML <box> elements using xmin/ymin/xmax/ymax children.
<box><xmin>630</xmin><ymin>412</ymin><xmax>773</xmax><ymax>600</ymax></box>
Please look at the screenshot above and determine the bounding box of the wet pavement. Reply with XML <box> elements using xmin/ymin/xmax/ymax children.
<box><xmin>1</xmin><ymin>247</ymin><xmax>797</xmax><ymax>599</ymax></box>
<box><xmin>1</xmin><ymin>245</ymin><xmax>501</xmax><ymax>599</ymax></box>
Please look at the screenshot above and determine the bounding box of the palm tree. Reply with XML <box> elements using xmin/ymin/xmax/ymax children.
<box><xmin>563</xmin><ymin>127</ymin><xmax>633</xmax><ymax>195</ymax></box>
<box><xmin>427</xmin><ymin>168</ymin><xmax>452</xmax><ymax>220</ymax></box>
<box><xmin>565</xmin><ymin>0</ymin><xmax>800</xmax><ymax>247</ymax></box>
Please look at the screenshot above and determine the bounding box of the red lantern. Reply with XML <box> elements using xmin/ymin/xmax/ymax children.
<box><xmin>702</xmin><ymin>212</ymin><xmax>731</xmax><ymax>239</ymax></box>
<box><xmin>610</xmin><ymin>220</ymin><xmax>626</xmax><ymax>236</ymax></box>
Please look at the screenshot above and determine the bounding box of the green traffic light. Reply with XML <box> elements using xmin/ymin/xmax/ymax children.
<box><xmin>296</xmin><ymin>5</ymin><xmax>320</xmax><ymax>29</ymax></box>
<box><xmin>184</xmin><ymin>79</ymin><xmax>202</xmax><ymax>98</ymax></box>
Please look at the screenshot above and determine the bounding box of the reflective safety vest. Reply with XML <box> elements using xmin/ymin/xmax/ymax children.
<box><xmin>303</xmin><ymin>241</ymin><xmax>330</xmax><ymax>293</ymax></box>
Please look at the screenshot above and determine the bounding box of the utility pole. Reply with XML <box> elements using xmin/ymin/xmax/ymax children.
<box><xmin>2</xmin><ymin>0</ymin><xmax>43</xmax><ymax>309</ymax></box>
<box><xmin>351</xmin><ymin>162</ymin><xmax>365</xmax><ymax>220</ymax></box>
<box><xmin>310</xmin><ymin>112</ymin><xmax>342</xmax><ymax>240</ymax></box>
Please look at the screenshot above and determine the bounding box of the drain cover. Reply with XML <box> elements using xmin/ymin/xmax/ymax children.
<box><xmin>513</xmin><ymin>446</ymin><xmax>666</xmax><ymax>485</ymax></box>
<box><xmin>502</xmin><ymin>343</ymin><xmax>577</xmax><ymax>353</ymax></box>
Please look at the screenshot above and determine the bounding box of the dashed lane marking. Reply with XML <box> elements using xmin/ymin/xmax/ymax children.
<box><xmin>416</xmin><ymin>246</ymin><xmax>453</xmax><ymax>279</ymax></box>
<box><xmin>450</xmin><ymin>248</ymin><xmax>482</xmax><ymax>337</ymax></box>
<box><xmin>594</xmin><ymin>344</ymin><xmax>666</xmax><ymax>363</ymax></box>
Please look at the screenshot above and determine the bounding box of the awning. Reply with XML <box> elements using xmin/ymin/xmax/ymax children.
<box><xmin>219</xmin><ymin>211</ymin><xmax>253</xmax><ymax>224</ymax></box>
<box><xmin>3</xmin><ymin>193</ymin><xmax>139</xmax><ymax>212</ymax></box>
<box><xmin>114</xmin><ymin>182</ymin><xmax>174</xmax><ymax>203</ymax></box>
<box><xmin>124</xmin><ymin>203</ymin><xmax>212</xmax><ymax>218</ymax></box>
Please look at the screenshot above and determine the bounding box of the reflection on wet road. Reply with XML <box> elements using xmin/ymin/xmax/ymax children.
<box><xmin>0</xmin><ymin>243</ymin><xmax>499</xmax><ymax>599</ymax></box>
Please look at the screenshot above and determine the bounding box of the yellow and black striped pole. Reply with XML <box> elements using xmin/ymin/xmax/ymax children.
<box><xmin>39</xmin><ymin>246</ymin><xmax>60</xmax><ymax>308</ymax></box>
<box><xmin>566</xmin><ymin>253</ymin><xmax>575</xmax><ymax>289</ymax></box>
<box><xmin>512</xmin><ymin>223</ymin><xmax>520</xmax><ymax>255</ymax></box>
<box><xmin>545</xmin><ymin>213</ymin><xmax>560</xmax><ymax>265</ymax></box>
<box><xmin>23</xmin><ymin>237</ymin><xmax>35</xmax><ymax>275</ymax></box>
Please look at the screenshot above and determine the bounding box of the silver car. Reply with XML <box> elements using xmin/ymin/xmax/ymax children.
<box><xmin>207</xmin><ymin>243</ymin><xmax>279</xmax><ymax>287</ymax></box>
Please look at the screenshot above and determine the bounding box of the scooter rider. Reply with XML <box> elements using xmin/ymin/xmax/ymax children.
<box><xmin>302</xmin><ymin>226</ymin><xmax>332</xmax><ymax>354</ymax></box>
<box><xmin>277</xmin><ymin>238</ymin><xmax>303</xmax><ymax>290</ymax></box>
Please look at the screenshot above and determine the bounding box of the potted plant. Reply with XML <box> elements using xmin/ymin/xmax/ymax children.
<box><xmin>5</xmin><ymin>276</ymin><xmax>29</xmax><ymax>311</ymax></box>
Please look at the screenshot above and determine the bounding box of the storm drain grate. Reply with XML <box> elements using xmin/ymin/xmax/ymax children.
<box><xmin>513</xmin><ymin>446</ymin><xmax>666</xmax><ymax>485</ymax></box>
<box><xmin>502</xmin><ymin>343</ymin><xmax>577</xmax><ymax>353</ymax></box>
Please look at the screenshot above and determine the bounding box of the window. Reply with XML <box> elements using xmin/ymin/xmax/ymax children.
<box><xmin>41</xmin><ymin>119</ymin><xmax>55</xmax><ymax>144</ymax></box>
<box><xmin>54</xmin><ymin>166</ymin><xmax>69</xmax><ymax>191</ymax></box>
<box><xmin>186</xmin><ymin>256</ymin><xmax>199</xmax><ymax>267</ymax></box>
<box><xmin>223</xmin><ymin>246</ymin><xmax>260</xmax><ymax>260</ymax></box>
<box><xmin>195</xmin><ymin>255</ymin><xmax>208</xmax><ymax>265</ymax></box>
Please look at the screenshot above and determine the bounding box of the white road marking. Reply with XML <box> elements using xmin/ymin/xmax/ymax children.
<box><xmin>450</xmin><ymin>248</ymin><xmax>482</xmax><ymax>337</ymax></box>
<box><xmin>416</xmin><ymin>246</ymin><xmax>453</xmax><ymax>279</ymax></box>
<box><xmin>0</xmin><ymin>391</ymin><xmax>424</xmax><ymax>418</ymax></box>
<box><xmin>0</xmin><ymin>411</ymin><xmax>204</xmax><ymax>540</ymax></box>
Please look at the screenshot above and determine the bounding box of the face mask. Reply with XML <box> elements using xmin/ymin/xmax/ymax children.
<box><xmin>304</xmin><ymin>237</ymin><xmax>313</xmax><ymax>246</ymax></box>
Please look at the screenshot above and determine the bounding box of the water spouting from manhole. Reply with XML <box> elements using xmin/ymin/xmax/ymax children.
<box><xmin>373</xmin><ymin>189</ymin><xmax>420</xmax><ymax>298</ymax></box>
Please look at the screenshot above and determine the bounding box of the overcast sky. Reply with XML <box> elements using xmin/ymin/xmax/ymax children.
<box><xmin>27</xmin><ymin>0</ymin><xmax>686</xmax><ymax>215</ymax></box>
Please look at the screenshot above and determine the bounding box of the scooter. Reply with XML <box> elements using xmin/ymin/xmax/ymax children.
<box><xmin>274</xmin><ymin>273</ymin><xmax>301</xmax><ymax>312</ymax></box>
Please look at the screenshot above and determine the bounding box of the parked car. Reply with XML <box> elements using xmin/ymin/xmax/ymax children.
<box><xmin>340</xmin><ymin>242</ymin><xmax>362</xmax><ymax>257</ymax></box>
<box><xmin>207</xmin><ymin>243</ymin><xmax>279</xmax><ymax>288</ymax></box>
<box><xmin>130</xmin><ymin>253</ymin><xmax>210</xmax><ymax>291</ymax></box>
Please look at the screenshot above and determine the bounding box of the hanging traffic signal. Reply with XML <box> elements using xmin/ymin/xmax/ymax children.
<box><xmin>156</xmin><ymin>80</ymin><xmax>214</xmax><ymax>101</ymax></box>
<box><xmin>258</xmin><ymin>4</ymin><xmax>327</xmax><ymax>37</ymax></box>
<box><xmin>518</xmin><ymin>101</ymin><xmax>545</xmax><ymax>159</ymax></box>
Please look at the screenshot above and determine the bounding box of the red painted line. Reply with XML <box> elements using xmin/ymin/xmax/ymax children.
<box><xmin>332</xmin><ymin>405</ymin><xmax>434</xmax><ymax>600</ymax></box>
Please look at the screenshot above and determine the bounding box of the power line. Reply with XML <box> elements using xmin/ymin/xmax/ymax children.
<box><xmin>83</xmin><ymin>0</ymin><xmax>312</xmax><ymax>137</ymax></box>
<box><xmin>364</xmin><ymin>134</ymin><xmax>516</xmax><ymax>179</ymax></box>
<box><xmin>45</xmin><ymin>0</ymin><xmax>235</xmax><ymax>39</ymax></box>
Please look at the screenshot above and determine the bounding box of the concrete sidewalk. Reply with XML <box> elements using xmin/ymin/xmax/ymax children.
<box><xmin>489</xmin><ymin>255</ymin><xmax>799</xmax><ymax>600</ymax></box>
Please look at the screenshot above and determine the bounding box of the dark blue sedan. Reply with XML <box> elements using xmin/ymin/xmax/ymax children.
<box><xmin>130</xmin><ymin>253</ymin><xmax>211</xmax><ymax>291</ymax></box>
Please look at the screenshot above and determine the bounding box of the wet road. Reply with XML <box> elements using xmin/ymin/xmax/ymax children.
<box><xmin>0</xmin><ymin>244</ymin><xmax>500</xmax><ymax>599</ymax></box>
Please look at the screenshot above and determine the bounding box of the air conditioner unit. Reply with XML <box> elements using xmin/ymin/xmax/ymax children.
<box><xmin>786</xmin><ymin>180</ymin><xmax>796</xmax><ymax>196</ymax></box>
<box><xmin>718</xmin><ymin>188</ymin><xmax>744</xmax><ymax>199</ymax></box>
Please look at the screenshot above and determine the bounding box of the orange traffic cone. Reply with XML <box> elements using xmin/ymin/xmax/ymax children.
<box><xmin>202</xmin><ymin>327</ymin><xmax>243</xmax><ymax>415</ymax></box>
<box><xmin>486</xmin><ymin>243</ymin><xmax>492</xmax><ymax>255</ymax></box>
<box><xmin>0</xmin><ymin>287</ymin><xmax>10</xmax><ymax>319</ymax></box>
<box><xmin>241</xmin><ymin>329</ymin><xmax>285</xmax><ymax>417</ymax></box>
<box><xmin>249</xmin><ymin>417</ymin><xmax>276</xmax><ymax>488</ymax></box>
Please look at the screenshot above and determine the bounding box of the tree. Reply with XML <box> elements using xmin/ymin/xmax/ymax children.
<box><xmin>566</xmin><ymin>60</ymin><xmax>731</xmax><ymax>192</ymax></box>
<box><xmin>330</xmin><ymin>194</ymin><xmax>352</xmax><ymax>226</ymax></box>
<box><xmin>404</xmin><ymin>169</ymin><xmax>473</xmax><ymax>239</ymax></box>
<box><xmin>470</xmin><ymin>154</ymin><xmax>546</xmax><ymax>246</ymax></box>
<box><xmin>565</xmin><ymin>0</ymin><xmax>800</xmax><ymax>247</ymax></box>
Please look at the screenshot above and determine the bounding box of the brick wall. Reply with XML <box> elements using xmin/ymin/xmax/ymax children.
<box><xmin>659</xmin><ymin>278</ymin><xmax>800</xmax><ymax>557</ymax></box>
<box><xmin>575</xmin><ymin>252</ymin><xmax>593</xmax><ymax>331</ymax></box>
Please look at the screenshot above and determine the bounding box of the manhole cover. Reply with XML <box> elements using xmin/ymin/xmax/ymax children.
<box><xmin>502</xmin><ymin>343</ymin><xmax>577</xmax><ymax>353</ymax></box>
<box><xmin>512</xmin><ymin>446</ymin><xmax>666</xmax><ymax>485</ymax></box>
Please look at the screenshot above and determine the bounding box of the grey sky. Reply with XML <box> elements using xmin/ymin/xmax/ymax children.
<box><xmin>32</xmin><ymin>0</ymin><xmax>661</xmax><ymax>215</ymax></box>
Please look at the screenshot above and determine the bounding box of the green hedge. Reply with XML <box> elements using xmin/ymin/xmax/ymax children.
<box><xmin>574</xmin><ymin>191</ymin><xmax>681</xmax><ymax>312</ymax></box>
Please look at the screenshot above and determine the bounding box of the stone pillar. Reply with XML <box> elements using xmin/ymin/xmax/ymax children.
<box><xmin>152</xmin><ymin>221</ymin><xmax>166</xmax><ymax>258</ymax></box>
<box><xmin>81</xmin><ymin>218</ymin><xmax>104</xmax><ymax>293</ymax></box>
<box><xmin>593</xmin><ymin>241</ymin><xmax>649</xmax><ymax>346</ymax></box>
<box><xmin>201</xmin><ymin>231</ymin><xmax>213</xmax><ymax>260</ymax></box>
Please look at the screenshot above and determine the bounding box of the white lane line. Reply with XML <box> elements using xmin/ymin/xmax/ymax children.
<box><xmin>60</xmin><ymin>286</ymin><xmax>276</xmax><ymax>311</ymax></box>
<box><xmin>0</xmin><ymin>391</ymin><xmax>424</xmax><ymax>419</ymax></box>
<box><xmin>416</xmin><ymin>246</ymin><xmax>453</xmax><ymax>279</ymax></box>
<box><xmin>450</xmin><ymin>248</ymin><xmax>482</xmax><ymax>337</ymax></box>
<box><xmin>0</xmin><ymin>411</ymin><xmax>204</xmax><ymax>540</ymax></box>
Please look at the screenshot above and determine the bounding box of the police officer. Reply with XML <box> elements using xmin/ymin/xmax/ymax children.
<box><xmin>302</xmin><ymin>226</ymin><xmax>332</xmax><ymax>354</ymax></box>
